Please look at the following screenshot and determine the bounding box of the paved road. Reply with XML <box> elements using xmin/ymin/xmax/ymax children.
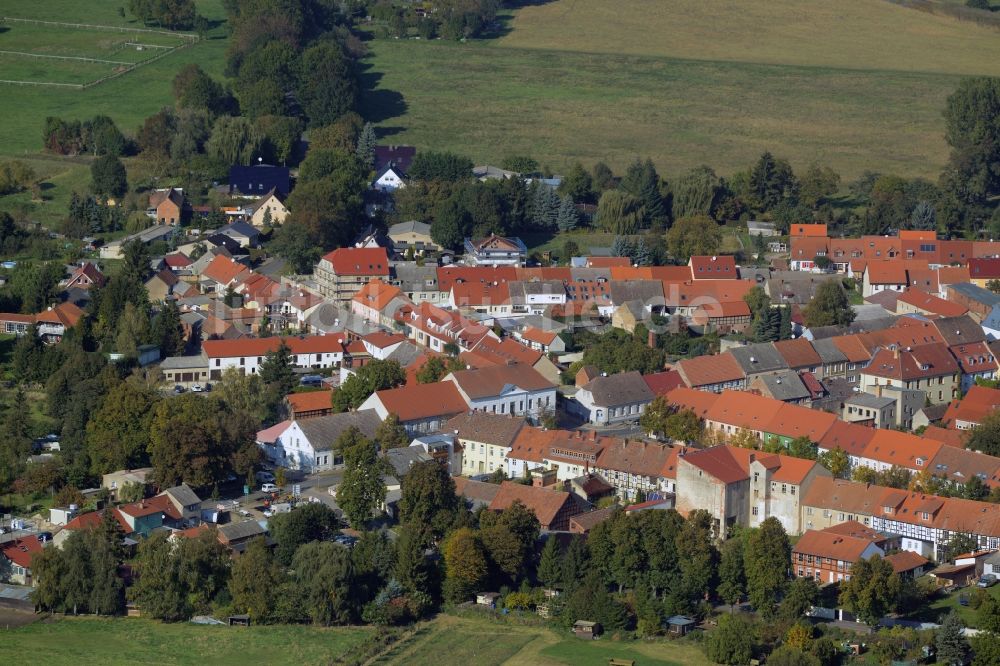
<box><xmin>200</xmin><ymin>468</ymin><xmax>346</xmax><ymax>521</ymax></box>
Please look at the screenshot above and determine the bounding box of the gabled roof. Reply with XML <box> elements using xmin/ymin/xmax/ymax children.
<box><xmin>665</xmin><ymin>386</ymin><xmax>721</xmax><ymax>419</ymax></box>
<box><xmin>582</xmin><ymin>371</ymin><xmax>654</xmax><ymax>408</ymax></box>
<box><xmin>705</xmin><ymin>390</ymin><xmax>784</xmax><ymax>431</ymax></box>
<box><xmin>896</xmin><ymin>290</ymin><xmax>968</xmax><ymax>318</ymax></box>
<box><xmin>453</xmin><ymin>476</ymin><xmax>501</xmax><ymax>504</ymax></box>
<box><xmin>201</xmin><ymin>255</ymin><xmax>249</xmax><ymax>286</ymax></box>
<box><xmin>862</xmin><ymin>344</ymin><xmax>959</xmax><ymax>381</ymax></box>
<box><xmin>0</xmin><ymin>536</ymin><xmax>43</xmax><ymax>568</ymax></box>
<box><xmin>861</xmin><ymin>429</ymin><xmax>943</xmax><ymax>468</ymax></box>
<box><xmin>792</xmin><ymin>529</ymin><xmax>879</xmax><ymax>563</ymax></box>
<box><xmin>218</xmin><ymin>520</ymin><xmax>266</xmax><ymax>543</ymax></box>
<box><xmin>322</xmin><ymin>247</ymin><xmax>390</xmax><ymax>277</ymax></box>
<box><xmin>773</xmin><ymin>338</ymin><xmax>822</xmax><ymax>369</ymax></box>
<box><xmin>818</xmin><ymin>420</ymin><xmax>877</xmax><ymax>457</ymax></box>
<box><xmin>643</xmin><ymin>370</ymin><xmax>685</xmax><ymax>395</ymax></box>
<box><xmin>753</xmin><ymin>371</ymin><xmax>810</xmax><ymax>402</ymax></box>
<box><xmin>595</xmin><ymin>439</ymin><xmax>676</xmax><ymax>479</ymax></box>
<box><xmin>446</xmin><ymin>364</ymin><xmax>554</xmax><ymax>400</ymax></box>
<box><xmin>287</xmin><ymin>390</ymin><xmax>334</xmax><ymax>415</ymax></box>
<box><xmin>296</xmin><ymin>410</ymin><xmax>382</xmax><ymax>450</ymax></box>
<box><xmin>520</xmin><ymin>326</ymin><xmax>558</xmax><ymax>346</ymax></box>
<box><xmin>675</xmin><ymin>353</ymin><xmax>745</xmax><ymax>388</ymax></box>
<box><xmin>865</xmin><ymin>262</ymin><xmax>908</xmax><ymax>285</ymax></box>
<box><xmin>202</xmin><ymin>335</ymin><xmax>345</xmax><ymax>359</ymax></box>
<box><xmin>884</xmin><ymin>550</ymin><xmax>929</xmax><ymax>574</ymax></box>
<box><xmin>488</xmin><ymin>481</ymin><xmax>576</xmax><ymax>528</ymax></box>
<box><xmin>941</xmin><ymin>384</ymin><xmax>1000</xmax><ymax>427</ymax></box>
<box><xmin>679</xmin><ymin>445</ymin><xmax>755</xmax><ymax>484</ymax></box>
<box><xmin>789</xmin><ymin>224</ymin><xmax>828</xmax><ymax>237</ymax></box>
<box><xmin>372</xmin><ymin>381</ymin><xmax>468</xmax><ymax>422</ymax></box>
<box><xmin>690</xmin><ymin>255</ymin><xmax>737</xmax><ymax>278</ymax></box>
<box><xmin>730</xmin><ymin>343</ymin><xmax>788</xmax><ymax>374</ymax></box>
<box><xmin>764</xmin><ymin>402</ymin><xmax>838</xmax><ymax>441</ymax></box>
<box><xmin>444</xmin><ymin>412</ymin><xmax>525</xmax><ymax>448</ymax></box>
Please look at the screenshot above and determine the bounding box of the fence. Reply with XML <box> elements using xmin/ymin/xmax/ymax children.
<box><xmin>0</xmin><ymin>16</ymin><xmax>198</xmax><ymax>40</ymax></box>
<box><xmin>0</xmin><ymin>16</ymin><xmax>199</xmax><ymax>89</ymax></box>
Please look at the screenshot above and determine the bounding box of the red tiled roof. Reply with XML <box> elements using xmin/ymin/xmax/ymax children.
<box><xmin>941</xmin><ymin>385</ymin><xmax>1000</xmax><ymax>428</ymax></box>
<box><xmin>287</xmin><ymin>390</ymin><xmax>334</xmax><ymax>414</ymax></box>
<box><xmin>819</xmin><ymin>420</ymin><xmax>876</xmax><ymax>457</ymax></box>
<box><xmin>447</xmin><ymin>363</ymin><xmax>554</xmax><ymax>399</ymax></box>
<box><xmin>164</xmin><ymin>253</ymin><xmax>192</xmax><ymax>268</ymax></box>
<box><xmin>585</xmin><ymin>257</ymin><xmax>631</xmax><ymax>268</ymax></box>
<box><xmin>863</xmin><ymin>344</ymin><xmax>959</xmax><ymax>382</ymax></box>
<box><xmin>202</xmin><ymin>255</ymin><xmax>249</xmax><ymax>285</ymax></box>
<box><xmin>437</xmin><ymin>266</ymin><xmax>517</xmax><ymax>292</ymax></box>
<box><xmin>520</xmin><ymin>326</ymin><xmax>557</xmax><ymax>346</ymax></box>
<box><xmin>705</xmin><ymin>390</ymin><xmax>784</xmax><ymax>431</ymax></box>
<box><xmin>921</xmin><ymin>425</ymin><xmax>966</xmax><ymax>448</ymax></box>
<box><xmin>322</xmin><ymin>247</ymin><xmax>390</xmax><ymax>276</ymax></box>
<box><xmin>792</xmin><ymin>529</ymin><xmax>877</xmax><ymax>563</ymax></box>
<box><xmin>0</xmin><ymin>536</ymin><xmax>43</xmax><ymax>568</ymax></box>
<box><xmin>675</xmin><ymin>354</ymin><xmax>744</xmax><ymax>388</ymax></box>
<box><xmin>643</xmin><ymin>370</ymin><xmax>685</xmax><ymax>396</ymax></box>
<box><xmin>764</xmin><ymin>403</ymin><xmax>838</xmax><ymax>442</ymax></box>
<box><xmin>679</xmin><ymin>445</ymin><xmax>755</xmax><ymax>484</ymax></box>
<box><xmin>897</xmin><ymin>290</ymin><xmax>968</xmax><ymax>317</ymax></box>
<box><xmin>203</xmin><ymin>335</ymin><xmax>345</xmax><ymax>358</ymax></box>
<box><xmin>885</xmin><ymin>550</ymin><xmax>929</xmax><ymax>574</ymax></box>
<box><xmin>773</xmin><ymin>338</ymin><xmax>822</xmax><ymax>369</ymax></box>
<box><xmin>865</xmin><ymin>262</ymin><xmax>908</xmax><ymax>285</ymax></box>
<box><xmin>488</xmin><ymin>481</ymin><xmax>578</xmax><ymax>529</ymax></box>
<box><xmin>352</xmin><ymin>279</ymin><xmax>403</xmax><ymax>311</ymax></box>
<box><xmin>665</xmin><ymin>387</ymin><xmax>721</xmax><ymax>419</ymax></box>
<box><xmin>690</xmin><ymin>255</ymin><xmax>737</xmax><ymax>279</ymax></box>
<box><xmin>371</xmin><ymin>381</ymin><xmax>467</xmax><ymax>422</ymax></box>
<box><xmin>790</xmin><ymin>224</ymin><xmax>828</xmax><ymax>237</ymax></box>
<box><xmin>861</xmin><ymin>430</ymin><xmax>943</xmax><ymax>468</ymax></box>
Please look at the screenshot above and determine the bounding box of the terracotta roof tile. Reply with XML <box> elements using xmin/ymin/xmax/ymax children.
<box><xmin>321</xmin><ymin>247</ymin><xmax>390</xmax><ymax>276</ymax></box>
<box><xmin>372</xmin><ymin>381</ymin><xmax>467</xmax><ymax>422</ymax></box>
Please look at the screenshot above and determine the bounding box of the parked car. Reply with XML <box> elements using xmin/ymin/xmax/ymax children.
<box><xmin>173</xmin><ymin>385</ymin><xmax>185</xmax><ymax>394</ymax></box>
<box><xmin>261</xmin><ymin>483</ymin><xmax>279</xmax><ymax>493</ymax></box>
<box><xmin>191</xmin><ymin>384</ymin><xmax>204</xmax><ymax>393</ymax></box>
<box><xmin>36</xmin><ymin>531</ymin><xmax>53</xmax><ymax>543</ymax></box>
<box><xmin>255</xmin><ymin>471</ymin><xmax>275</xmax><ymax>483</ymax></box>
<box><xmin>299</xmin><ymin>374</ymin><xmax>324</xmax><ymax>387</ymax></box>
<box><xmin>977</xmin><ymin>574</ymin><xmax>997</xmax><ymax>588</ymax></box>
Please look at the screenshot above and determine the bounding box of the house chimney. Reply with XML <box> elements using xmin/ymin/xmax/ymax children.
<box><xmin>892</xmin><ymin>348</ymin><xmax>899</xmax><ymax>360</ymax></box>
<box><xmin>648</xmin><ymin>329</ymin><xmax>657</xmax><ymax>349</ymax></box>
<box><xmin>748</xmin><ymin>453</ymin><xmax>755</xmax><ymax>464</ymax></box>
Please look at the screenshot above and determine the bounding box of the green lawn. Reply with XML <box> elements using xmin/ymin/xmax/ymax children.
<box><xmin>0</xmin><ymin>157</ymin><xmax>92</xmax><ymax>230</ymax></box>
<box><xmin>0</xmin><ymin>0</ymin><xmax>227</xmax><ymax>156</ymax></box>
<box><xmin>912</xmin><ymin>580</ymin><xmax>1000</xmax><ymax>627</ymax></box>
<box><xmin>0</xmin><ymin>617</ymin><xmax>372</xmax><ymax>665</ymax></box>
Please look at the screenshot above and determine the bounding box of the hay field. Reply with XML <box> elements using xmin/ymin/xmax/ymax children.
<box><xmin>361</xmin><ymin>0</ymin><xmax>1000</xmax><ymax>179</ymax></box>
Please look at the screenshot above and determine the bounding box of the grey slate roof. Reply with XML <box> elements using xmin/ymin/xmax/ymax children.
<box><xmin>755</xmin><ymin>370</ymin><xmax>810</xmax><ymax>402</ymax></box>
<box><xmin>393</xmin><ymin>262</ymin><xmax>438</xmax><ymax>292</ymax></box>
<box><xmin>444</xmin><ymin>412</ymin><xmax>526</xmax><ymax>448</ymax></box>
<box><xmin>385</xmin><ymin>447</ymin><xmax>433</xmax><ymax>478</ymax></box>
<box><xmin>935</xmin><ymin>315</ymin><xmax>987</xmax><ymax>346</ymax></box>
<box><xmin>386</xmin><ymin>341</ymin><xmax>424</xmax><ymax>367</ymax></box>
<box><xmin>609</xmin><ymin>280</ymin><xmax>662</xmax><ymax>306</ymax></box>
<box><xmin>160</xmin><ymin>352</ymin><xmax>208</xmax><ymax>370</ymax></box>
<box><xmin>949</xmin><ymin>282</ymin><xmax>1000</xmax><ymax>307</ymax></box>
<box><xmin>164</xmin><ymin>484</ymin><xmax>201</xmax><ymax>507</ymax></box>
<box><xmin>389</xmin><ymin>220</ymin><xmax>432</xmax><ymax>236</ymax></box>
<box><xmin>845</xmin><ymin>392</ymin><xmax>896</xmax><ymax>409</ymax></box>
<box><xmin>298</xmin><ymin>410</ymin><xmax>382</xmax><ymax>452</ymax></box>
<box><xmin>584</xmin><ymin>371</ymin><xmax>655</xmax><ymax>407</ymax></box>
<box><xmin>730</xmin><ymin>343</ymin><xmax>789</xmax><ymax>375</ymax></box>
<box><xmin>811</xmin><ymin>338</ymin><xmax>848</xmax><ymax>364</ymax></box>
<box><xmin>218</xmin><ymin>520</ymin><xmax>266</xmax><ymax>542</ymax></box>
<box><xmin>808</xmin><ymin>317</ymin><xmax>897</xmax><ymax>340</ymax></box>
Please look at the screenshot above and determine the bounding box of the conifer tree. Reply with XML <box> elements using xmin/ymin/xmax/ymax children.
<box><xmin>355</xmin><ymin>122</ymin><xmax>376</xmax><ymax>169</ymax></box>
<box><xmin>556</xmin><ymin>195</ymin><xmax>578</xmax><ymax>231</ymax></box>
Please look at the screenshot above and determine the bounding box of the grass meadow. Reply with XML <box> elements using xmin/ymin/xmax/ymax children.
<box><xmin>361</xmin><ymin>0</ymin><xmax>1000</xmax><ymax>180</ymax></box>
<box><xmin>372</xmin><ymin>613</ymin><xmax>713</xmax><ymax>665</ymax></box>
<box><xmin>0</xmin><ymin>616</ymin><xmax>373</xmax><ymax>665</ymax></box>
<box><xmin>0</xmin><ymin>0</ymin><xmax>227</xmax><ymax>155</ymax></box>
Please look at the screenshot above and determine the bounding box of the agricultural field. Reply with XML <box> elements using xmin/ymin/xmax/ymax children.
<box><xmin>362</xmin><ymin>0</ymin><xmax>1000</xmax><ymax>180</ymax></box>
<box><xmin>0</xmin><ymin>616</ymin><xmax>373</xmax><ymax>666</ymax></box>
<box><xmin>0</xmin><ymin>0</ymin><xmax>227</xmax><ymax>155</ymax></box>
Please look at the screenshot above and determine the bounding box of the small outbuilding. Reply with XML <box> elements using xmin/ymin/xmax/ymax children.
<box><xmin>476</xmin><ymin>591</ymin><xmax>500</xmax><ymax>608</ymax></box>
<box><xmin>228</xmin><ymin>614</ymin><xmax>251</xmax><ymax>626</ymax></box>
<box><xmin>665</xmin><ymin>615</ymin><xmax>697</xmax><ymax>636</ymax></box>
<box><xmin>573</xmin><ymin>620</ymin><xmax>602</xmax><ymax>640</ymax></box>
